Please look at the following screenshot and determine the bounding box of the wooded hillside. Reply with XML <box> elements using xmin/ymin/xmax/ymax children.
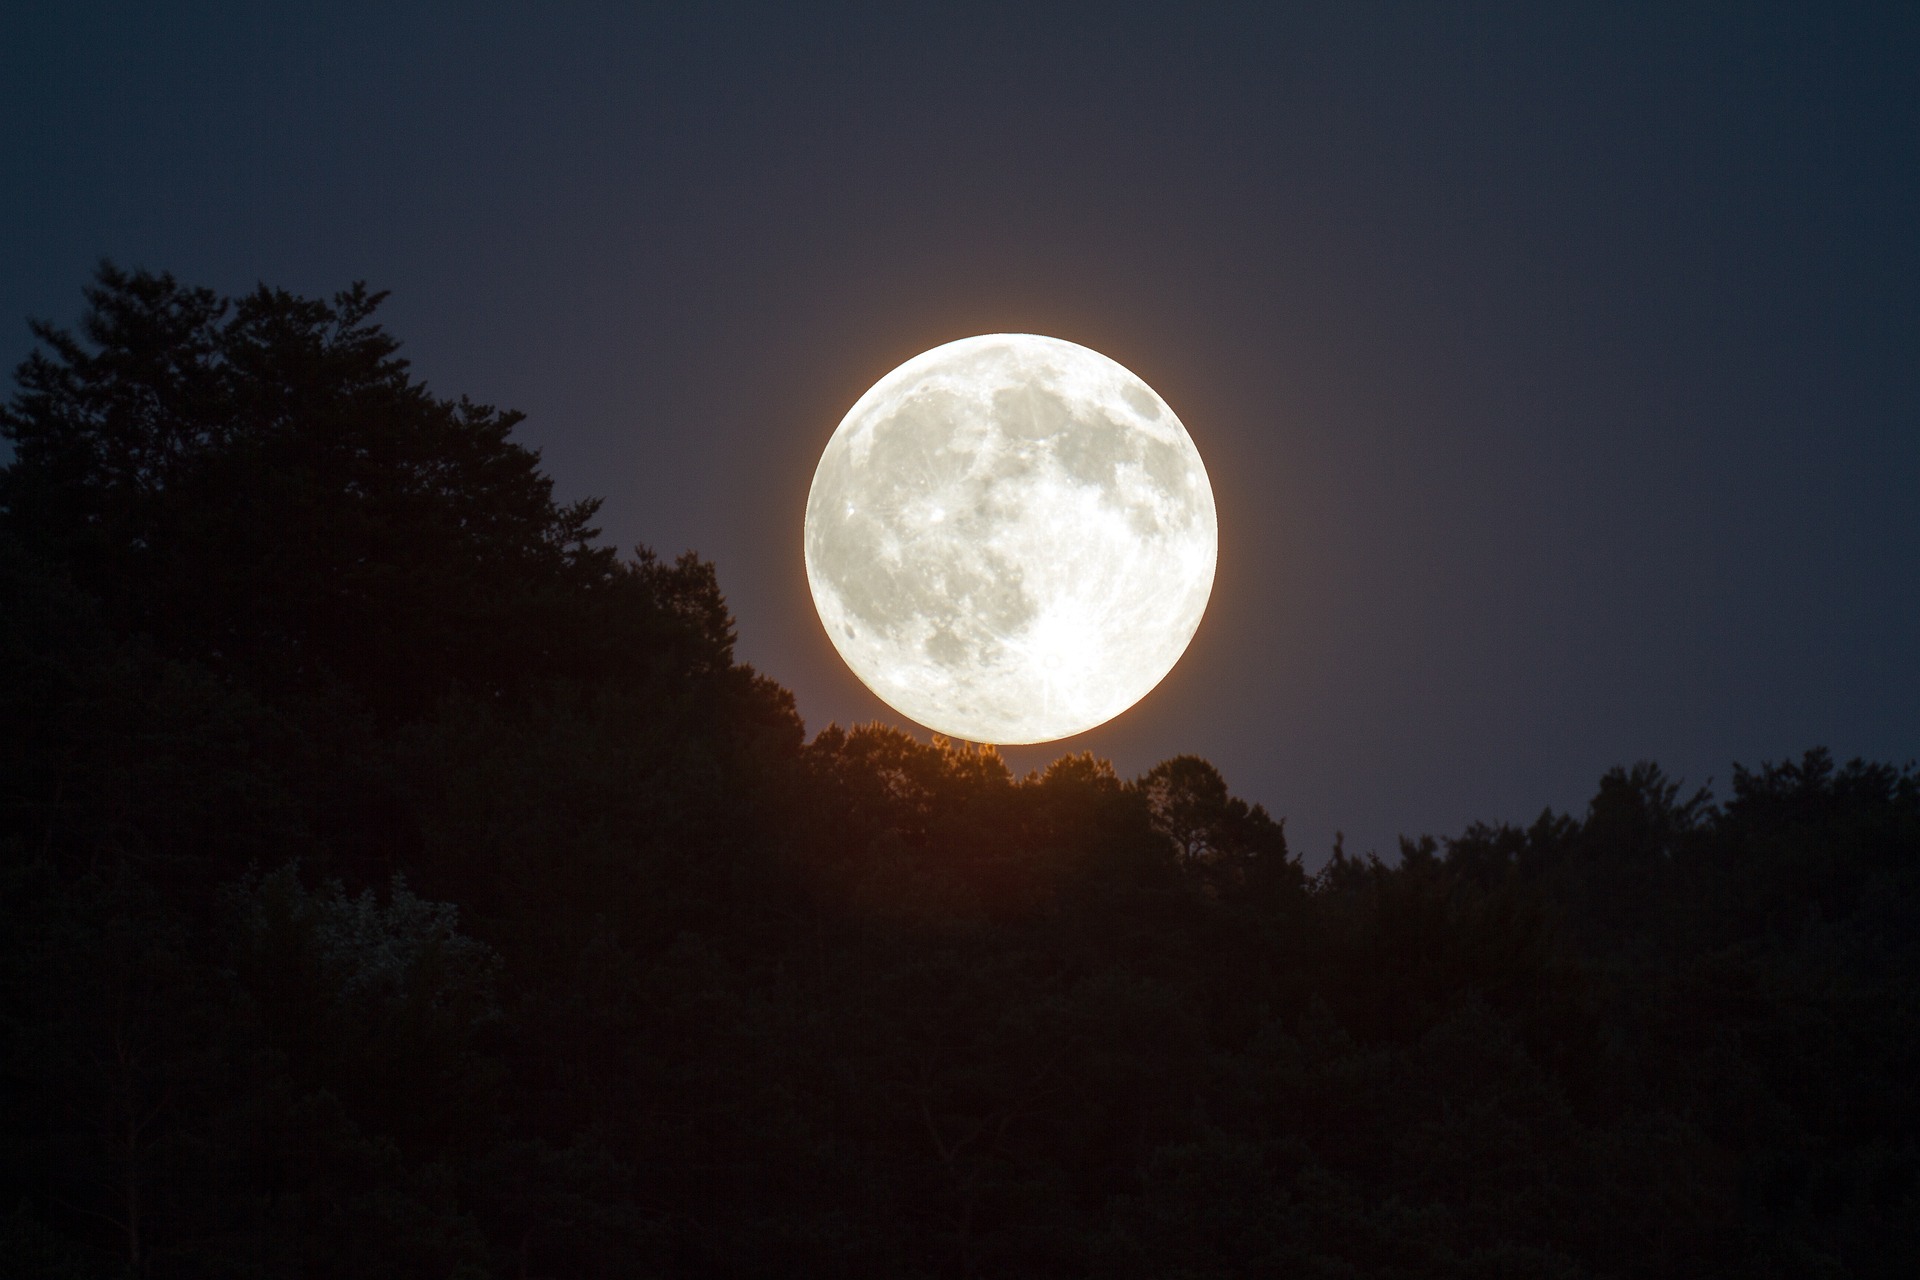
<box><xmin>4</xmin><ymin>269</ymin><xmax>1914</xmax><ymax>1278</ymax></box>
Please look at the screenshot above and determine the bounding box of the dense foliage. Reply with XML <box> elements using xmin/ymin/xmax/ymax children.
<box><xmin>4</xmin><ymin>268</ymin><xmax>1915</xmax><ymax>1278</ymax></box>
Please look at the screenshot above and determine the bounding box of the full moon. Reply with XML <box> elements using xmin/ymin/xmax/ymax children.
<box><xmin>804</xmin><ymin>334</ymin><xmax>1217</xmax><ymax>745</ymax></box>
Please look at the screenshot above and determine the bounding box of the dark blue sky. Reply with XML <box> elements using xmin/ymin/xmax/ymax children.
<box><xmin>6</xmin><ymin>3</ymin><xmax>1916</xmax><ymax>863</ymax></box>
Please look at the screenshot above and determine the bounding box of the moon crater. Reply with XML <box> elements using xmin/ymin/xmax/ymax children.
<box><xmin>805</xmin><ymin>334</ymin><xmax>1217</xmax><ymax>745</ymax></box>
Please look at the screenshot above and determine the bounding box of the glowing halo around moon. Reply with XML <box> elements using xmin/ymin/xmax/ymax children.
<box><xmin>804</xmin><ymin>333</ymin><xmax>1217</xmax><ymax>745</ymax></box>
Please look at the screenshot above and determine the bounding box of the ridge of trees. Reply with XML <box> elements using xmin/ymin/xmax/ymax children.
<box><xmin>2</xmin><ymin>267</ymin><xmax>1914</xmax><ymax>1278</ymax></box>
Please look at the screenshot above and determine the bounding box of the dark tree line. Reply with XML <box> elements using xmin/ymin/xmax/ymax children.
<box><xmin>2</xmin><ymin>267</ymin><xmax>1915</xmax><ymax>1278</ymax></box>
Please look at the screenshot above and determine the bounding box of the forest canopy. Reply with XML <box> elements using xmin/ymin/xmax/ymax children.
<box><xmin>3</xmin><ymin>266</ymin><xmax>1915</xmax><ymax>1278</ymax></box>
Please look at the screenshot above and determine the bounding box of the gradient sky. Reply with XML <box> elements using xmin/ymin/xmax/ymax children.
<box><xmin>5</xmin><ymin>3</ymin><xmax>1916</xmax><ymax>864</ymax></box>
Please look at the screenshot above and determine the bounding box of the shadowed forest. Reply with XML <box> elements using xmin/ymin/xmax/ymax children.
<box><xmin>3</xmin><ymin>269</ymin><xmax>1915</xmax><ymax>1278</ymax></box>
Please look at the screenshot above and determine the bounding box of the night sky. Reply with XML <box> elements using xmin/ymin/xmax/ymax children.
<box><xmin>5</xmin><ymin>4</ymin><xmax>1916</xmax><ymax>865</ymax></box>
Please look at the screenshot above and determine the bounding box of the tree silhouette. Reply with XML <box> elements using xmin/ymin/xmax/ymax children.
<box><xmin>0</xmin><ymin>263</ymin><xmax>738</xmax><ymax>720</ymax></box>
<box><xmin>2</xmin><ymin>267</ymin><xmax>1914</xmax><ymax>1277</ymax></box>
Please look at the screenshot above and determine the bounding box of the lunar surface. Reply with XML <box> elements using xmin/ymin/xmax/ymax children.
<box><xmin>804</xmin><ymin>334</ymin><xmax>1217</xmax><ymax>744</ymax></box>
